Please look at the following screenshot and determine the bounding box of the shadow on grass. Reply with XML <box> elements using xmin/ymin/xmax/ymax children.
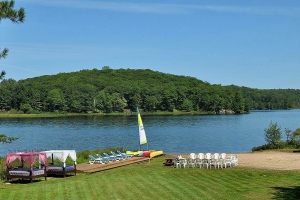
<box><xmin>271</xmin><ymin>186</ymin><xmax>300</xmax><ymax>200</ymax></box>
<box><xmin>46</xmin><ymin>174</ymin><xmax>75</xmax><ymax>178</ymax></box>
<box><xmin>4</xmin><ymin>179</ymin><xmax>43</xmax><ymax>184</ymax></box>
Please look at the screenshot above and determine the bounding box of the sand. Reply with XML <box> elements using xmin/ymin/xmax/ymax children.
<box><xmin>237</xmin><ymin>151</ymin><xmax>300</xmax><ymax>170</ymax></box>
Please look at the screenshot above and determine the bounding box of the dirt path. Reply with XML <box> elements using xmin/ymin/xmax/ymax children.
<box><xmin>237</xmin><ymin>151</ymin><xmax>300</xmax><ymax>170</ymax></box>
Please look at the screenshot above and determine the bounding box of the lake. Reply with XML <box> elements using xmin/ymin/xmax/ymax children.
<box><xmin>0</xmin><ymin>110</ymin><xmax>299</xmax><ymax>157</ymax></box>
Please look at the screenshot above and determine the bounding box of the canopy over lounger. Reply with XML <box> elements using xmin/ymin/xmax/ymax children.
<box><xmin>42</xmin><ymin>150</ymin><xmax>77</xmax><ymax>166</ymax></box>
<box><xmin>5</xmin><ymin>152</ymin><xmax>49</xmax><ymax>182</ymax></box>
<box><xmin>42</xmin><ymin>150</ymin><xmax>77</xmax><ymax>177</ymax></box>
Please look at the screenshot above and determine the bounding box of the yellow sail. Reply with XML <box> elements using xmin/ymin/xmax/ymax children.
<box><xmin>137</xmin><ymin>107</ymin><xmax>147</xmax><ymax>145</ymax></box>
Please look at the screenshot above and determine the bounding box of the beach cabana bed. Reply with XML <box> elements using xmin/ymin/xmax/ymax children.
<box><xmin>42</xmin><ymin>150</ymin><xmax>77</xmax><ymax>177</ymax></box>
<box><xmin>5</xmin><ymin>152</ymin><xmax>49</xmax><ymax>183</ymax></box>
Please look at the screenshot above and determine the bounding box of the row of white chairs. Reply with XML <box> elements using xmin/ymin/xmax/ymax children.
<box><xmin>176</xmin><ymin>153</ymin><xmax>238</xmax><ymax>169</ymax></box>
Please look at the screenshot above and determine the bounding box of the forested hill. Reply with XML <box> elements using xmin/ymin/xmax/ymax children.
<box><xmin>0</xmin><ymin>68</ymin><xmax>299</xmax><ymax>114</ymax></box>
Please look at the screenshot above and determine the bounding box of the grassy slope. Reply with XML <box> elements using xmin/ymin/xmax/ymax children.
<box><xmin>1</xmin><ymin>156</ymin><xmax>299</xmax><ymax>200</ymax></box>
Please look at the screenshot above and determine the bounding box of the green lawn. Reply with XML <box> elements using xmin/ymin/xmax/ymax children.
<box><xmin>1</xmin><ymin>156</ymin><xmax>300</xmax><ymax>200</ymax></box>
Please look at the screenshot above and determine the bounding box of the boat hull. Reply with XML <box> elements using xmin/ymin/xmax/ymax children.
<box><xmin>126</xmin><ymin>151</ymin><xmax>143</xmax><ymax>156</ymax></box>
<box><xmin>150</xmin><ymin>150</ymin><xmax>164</xmax><ymax>158</ymax></box>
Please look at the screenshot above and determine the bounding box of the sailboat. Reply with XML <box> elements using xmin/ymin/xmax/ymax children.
<box><xmin>126</xmin><ymin>107</ymin><xmax>147</xmax><ymax>156</ymax></box>
<box><xmin>136</xmin><ymin>107</ymin><xmax>164</xmax><ymax>158</ymax></box>
<box><xmin>137</xmin><ymin>107</ymin><xmax>148</xmax><ymax>150</ymax></box>
<box><xmin>126</xmin><ymin>107</ymin><xmax>163</xmax><ymax>158</ymax></box>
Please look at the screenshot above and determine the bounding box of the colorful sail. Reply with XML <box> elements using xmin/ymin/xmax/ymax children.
<box><xmin>137</xmin><ymin>107</ymin><xmax>147</xmax><ymax>145</ymax></box>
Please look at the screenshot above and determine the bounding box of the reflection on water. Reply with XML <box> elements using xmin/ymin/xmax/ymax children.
<box><xmin>0</xmin><ymin>110</ymin><xmax>299</xmax><ymax>156</ymax></box>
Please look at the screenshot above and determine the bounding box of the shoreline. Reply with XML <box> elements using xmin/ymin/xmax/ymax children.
<box><xmin>0</xmin><ymin>111</ymin><xmax>216</xmax><ymax>118</ymax></box>
<box><xmin>1</xmin><ymin>109</ymin><xmax>298</xmax><ymax>118</ymax></box>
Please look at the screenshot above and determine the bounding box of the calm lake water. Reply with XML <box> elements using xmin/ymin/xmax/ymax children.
<box><xmin>0</xmin><ymin>110</ymin><xmax>299</xmax><ymax>157</ymax></box>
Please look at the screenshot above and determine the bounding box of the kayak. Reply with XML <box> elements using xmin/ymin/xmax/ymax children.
<box><xmin>126</xmin><ymin>151</ymin><xmax>143</xmax><ymax>156</ymax></box>
<box><xmin>150</xmin><ymin>150</ymin><xmax>164</xmax><ymax>158</ymax></box>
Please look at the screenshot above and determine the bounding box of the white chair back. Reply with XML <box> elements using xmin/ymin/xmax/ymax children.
<box><xmin>198</xmin><ymin>153</ymin><xmax>204</xmax><ymax>159</ymax></box>
<box><xmin>220</xmin><ymin>153</ymin><xmax>226</xmax><ymax>159</ymax></box>
<box><xmin>190</xmin><ymin>153</ymin><xmax>196</xmax><ymax>159</ymax></box>
<box><xmin>205</xmin><ymin>153</ymin><xmax>211</xmax><ymax>159</ymax></box>
<box><xmin>213</xmin><ymin>153</ymin><xmax>219</xmax><ymax>160</ymax></box>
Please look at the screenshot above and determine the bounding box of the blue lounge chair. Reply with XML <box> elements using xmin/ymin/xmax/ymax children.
<box><xmin>96</xmin><ymin>154</ymin><xmax>110</xmax><ymax>163</ymax></box>
<box><xmin>111</xmin><ymin>151</ymin><xmax>125</xmax><ymax>160</ymax></box>
<box><xmin>103</xmin><ymin>153</ymin><xmax>118</xmax><ymax>161</ymax></box>
<box><xmin>89</xmin><ymin>155</ymin><xmax>106</xmax><ymax>164</ymax></box>
<box><xmin>117</xmin><ymin>150</ymin><xmax>133</xmax><ymax>158</ymax></box>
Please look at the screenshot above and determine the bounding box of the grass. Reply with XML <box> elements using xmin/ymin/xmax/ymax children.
<box><xmin>1</xmin><ymin>155</ymin><xmax>300</xmax><ymax>200</ymax></box>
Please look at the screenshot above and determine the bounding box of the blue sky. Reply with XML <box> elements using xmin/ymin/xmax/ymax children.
<box><xmin>0</xmin><ymin>0</ymin><xmax>299</xmax><ymax>89</ymax></box>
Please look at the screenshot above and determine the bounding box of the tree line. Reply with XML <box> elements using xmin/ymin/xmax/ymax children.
<box><xmin>0</xmin><ymin>67</ymin><xmax>299</xmax><ymax>114</ymax></box>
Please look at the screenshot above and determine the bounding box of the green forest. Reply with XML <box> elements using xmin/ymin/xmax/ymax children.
<box><xmin>0</xmin><ymin>67</ymin><xmax>299</xmax><ymax>114</ymax></box>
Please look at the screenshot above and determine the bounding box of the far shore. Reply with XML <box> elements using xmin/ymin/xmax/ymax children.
<box><xmin>2</xmin><ymin>109</ymin><xmax>296</xmax><ymax>118</ymax></box>
<box><xmin>0</xmin><ymin>110</ymin><xmax>216</xmax><ymax>118</ymax></box>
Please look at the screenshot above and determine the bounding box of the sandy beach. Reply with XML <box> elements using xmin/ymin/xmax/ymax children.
<box><xmin>237</xmin><ymin>151</ymin><xmax>300</xmax><ymax>170</ymax></box>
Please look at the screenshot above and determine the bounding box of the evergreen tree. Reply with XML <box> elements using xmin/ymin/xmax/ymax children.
<box><xmin>0</xmin><ymin>0</ymin><xmax>25</xmax><ymax>79</ymax></box>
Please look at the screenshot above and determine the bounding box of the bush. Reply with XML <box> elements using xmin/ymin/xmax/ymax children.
<box><xmin>8</xmin><ymin>109</ymin><xmax>23</xmax><ymax>114</ymax></box>
<box><xmin>252</xmin><ymin>144</ymin><xmax>271</xmax><ymax>151</ymax></box>
<box><xmin>20</xmin><ymin>103</ymin><xmax>33</xmax><ymax>114</ymax></box>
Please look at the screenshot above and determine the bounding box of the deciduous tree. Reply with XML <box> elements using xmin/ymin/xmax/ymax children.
<box><xmin>264</xmin><ymin>121</ymin><xmax>282</xmax><ymax>148</ymax></box>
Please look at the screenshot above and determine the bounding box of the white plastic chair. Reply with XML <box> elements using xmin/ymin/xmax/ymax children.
<box><xmin>220</xmin><ymin>153</ymin><xmax>231</xmax><ymax>168</ymax></box>
<box><xmin>196</xmin><ymin>153</ymin><xmax>204</xmax><ymax>168</ymax></box>
<box><xmin>198</xmin><ymin>153</ymin><xmax>205</xmax><ymax>160</ymax></box>
<box><xmin>230</xmin><ymin>154</ymin><xmax>238</xmax><ymax>167</ymax></box>
<box><xmin>211</xmin><ymin>153</ymin><xmax>220</xmax><ymax>169</ymax></box>
<box><xmin>194</xmin><ymin>158</ymin><xmax>203</xmax><ymax>168</ymax></box>
<box><xmin>177</xmin><ymin>158</ymin><xmax>187</xmax><ymax>168</ymax></box>
<box><xmin>204</xmin><ymin>153</ymin><xmax>212</xmax><ymax>169</ymax></box>
<box><xmin>190</xmin><ymin>153</ymin><xmax>196</xmax><ymax>159</ymax></box>
<box><xmin>187</xmin><ymin>158</ymin><xmax>195</xmax><ymax>168</ymax></box>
